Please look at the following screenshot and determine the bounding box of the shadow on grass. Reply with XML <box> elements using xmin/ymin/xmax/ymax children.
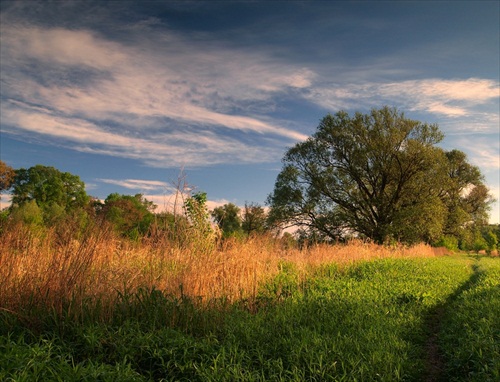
<box><xmin>420</xmin><ymin>259</ymin><xmax>483</xmax><ymax>382</ymax></box>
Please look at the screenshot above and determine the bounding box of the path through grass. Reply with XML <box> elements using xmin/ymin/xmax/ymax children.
<box><xmin>422</xmin><ymin>258</ymin><xmax>480</xmax><ymax>381</ymax></box>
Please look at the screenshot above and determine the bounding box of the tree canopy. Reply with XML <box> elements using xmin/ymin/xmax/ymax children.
<box><xmin>267</xmin><ymin>107</ymin><xmax>492</xmax><ymax>245</ymax></box>
<box><xmin>11</xmin><ymin>165</ymin><xmax>89</xmax><ymax>212</ymax></box>
<box><xmin>211</xmin><ymin>203</ymin><xmax>243</xmax><ymax>238</ymax></box>
<box><xmin>99</xmin><ymin>193</ymin><xmax>156</xmax><ymax>239</ymax></box>
<box><xmin>242</xmin><ymin>202</ymin><xmax>268</xmax><ymax>236</ymax></box>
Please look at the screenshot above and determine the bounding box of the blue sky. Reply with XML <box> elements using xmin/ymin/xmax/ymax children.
<box><xmin>1</xmin><ymin>1</ymin><xmax>499</xmax><ymax>223</ymax></box>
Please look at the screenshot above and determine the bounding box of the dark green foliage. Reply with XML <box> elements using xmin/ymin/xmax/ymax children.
<box><xmin>11</xmin><ymin>165</ymin><xmax>89</xmax><ymax>212</ymax></box>
<box><xmin>99</xmin><ymin>193</ymin><xmax>156</xmax><ymax>239</ymax></box>
<box><xmin>454</xmin><ymin>225</ymin><xmax>500</xmax><ymax>254</ymax></box>
<box><xmin>151</xmin><ymin>211</ymin><xmax>189</xmax><ymax>236</ymax></box>
<box><xmin>242</xmin><ymin>202</ymin><xmax>268</xmax><ymax>236</ymax></box>
<box><xmin>184</xmin><ymin>192</ymin><xmax>212</xmax><ymax>234</ymax></box>
<box><xmin>183</xmin><ymin>192</ymin><xmax>219</xmax><ymax>252</ymax></box>
<box><xmin>6</xmin><ymin>165</ymin><xmax>90</xmax><ymax>234</ymax></box>
<box><xmin>9</xmin><ymin>199</ymin><xmax>44</xmax><ymax>227</ymax></box>
<box><xmin>0</xmin><ymin>333</ymin><xmax>145</xmax><ymax>381</ymax></box>
<box><xmin>211</xmin><ymin>203</ymin><xmax>243</xmax><ymax>238</ymax></box>
<box><xmin>268</xmin><ymin>107</ymin><xmax>492</xmax><ymax>245</ymax></box>
<box><xmin>472</xmin><ymin>232</ymin><xmax>489</xmax><ymax>254</ymax></box>
<box><xmin>481</xmin><ymin>225</ymin><xmax>499</xmax><ymax>255</ymax></box>
<box><xmin>434</xmin><ymin>235</ymin><xmax>459</xmax><ymax>251</ymax></box>
<box><xmin>440</xmin><ymin>150</ymin><xmax>493</xmax><ymax>248</ymax></box>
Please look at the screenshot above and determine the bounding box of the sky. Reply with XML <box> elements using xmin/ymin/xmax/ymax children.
<box><xmin>0</xmin><ymin>0</ymin><xmax>499</xmax><ymax>223</ymax></box>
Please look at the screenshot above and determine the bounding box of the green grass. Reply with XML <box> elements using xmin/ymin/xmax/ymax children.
<box><xmin>1</xmin><ymin>254</ymin><xmax>499</xmax><ymax>381</ymax></box>
<box><xmin>439</xmin><ymin>256</ymin><xmax>500</xmax><ymax>381</ymax></box>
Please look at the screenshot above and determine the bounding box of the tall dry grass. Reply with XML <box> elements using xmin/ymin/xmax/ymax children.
<box><xmin>0</xmin><ymin>220</ymin><xmax>441</xmax><ymax>324</ymax></box>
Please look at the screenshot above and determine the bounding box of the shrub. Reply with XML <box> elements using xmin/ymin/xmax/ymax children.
<box><xmin>434</xmin><ymin>235</ymin><xmax>459</xmax><ymax>251</ymax></box>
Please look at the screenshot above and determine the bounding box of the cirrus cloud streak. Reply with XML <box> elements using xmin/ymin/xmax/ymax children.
<box><xmin>1</xmin><ymin>24</ymin><xmax>310</xmax><ymax>167</ymax></box>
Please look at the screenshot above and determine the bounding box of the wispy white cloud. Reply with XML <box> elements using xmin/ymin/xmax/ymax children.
<box><xmin>1</xmin><ymin>26</ymin><xmax>126</xmax><ymax>70</ymax></box>
<box><xmin>404</xmin><ymin>78</ymin><xmax>498</xmax><ymax>103</ymax></box>
<box><xmin>450</xmin><ymin>136</ymin><xmax>500</xmax><ymax>171</ymax></box>
<box><xmin>98</xmin><ymin>178</ymin><xmax>174</xmax><ymax>193</ymax></box>
<box><xmin>2</xmin><ymin>27</ymin><xmax>314</xmax><ymax>119</ymax></box>
<box><xmin>3</xmin><ymin>18</ymin><xmax>496</xmax><ymax>139</ymax></box>
<box><xmin>0</xmin><ymin>23</ymin><xmax>309</xmax><ymax>168</ymax></box>
<box><xmin>0</xmin><ymin>99</ymin><xmax>282</xmax><ymax>167</ymax></box>
<box><xmin>1</xmin><ymin>7</ymin><xmax>497</xmax><ymax>185</ymax></box>
<box><xmin>307</xmin><ymin>78</ymin><xmax>499</xmax><ymax>120</ymax></box>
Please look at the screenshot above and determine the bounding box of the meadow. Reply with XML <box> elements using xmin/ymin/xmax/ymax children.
<box><xmin>1</xmin><ymin>220</ymin><xmax>499</xmax><ymax>381</ymax></box>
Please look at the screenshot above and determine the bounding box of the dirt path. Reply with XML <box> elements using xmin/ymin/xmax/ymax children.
<box><xmin>422</xmin><ymin>260</ymin><xmax>480</xmax><ymax>382</ymax></box>
<box><xmin>422</xmin><ymin>304</ymin><xmax>446</xmax><ymax>381</ymax></box>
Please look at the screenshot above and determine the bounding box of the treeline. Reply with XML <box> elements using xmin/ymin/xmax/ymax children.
<box><xmin>0</xmin><ymin>161</ymin><xmax>274</xmax><ymax>244</ymax></box>
<box><xmin>0</xmin><ymin>159</ymin><xmax>498</xmax><ymax>254</ymax></box>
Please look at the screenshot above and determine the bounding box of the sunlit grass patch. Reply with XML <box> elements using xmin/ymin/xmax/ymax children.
<box><xmin>439</xmin><ymin>256</ymin><xmax>500</xmax><ymax>381</ymax></box>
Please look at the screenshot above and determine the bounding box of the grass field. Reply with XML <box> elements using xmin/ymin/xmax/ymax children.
<box><xmin>1</xmin><ymin>223</ymin><xmax>498</xmax><ymax>381</ymax></box>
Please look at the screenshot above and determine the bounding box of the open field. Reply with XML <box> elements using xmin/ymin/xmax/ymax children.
<box><xmin>0</xmin><ymin>223</ymin><xmax>498</xmax><ymax>381</ymax></box>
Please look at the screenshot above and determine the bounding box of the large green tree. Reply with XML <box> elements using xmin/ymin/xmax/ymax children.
<box><xmin>11</xmin><ymin>165</ymin><xmax>89</xmax><ymax>213</ymax></box>
<box><xmin>267</xmin><ymin>107</ymin><xmax>491</xmax><ymax>244</ymax></box>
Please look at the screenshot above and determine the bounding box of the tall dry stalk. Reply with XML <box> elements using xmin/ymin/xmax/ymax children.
<box><xmin>1</xmin><ymin>218</ymin><xmax>441</xmax><ymax>324</ymax></box>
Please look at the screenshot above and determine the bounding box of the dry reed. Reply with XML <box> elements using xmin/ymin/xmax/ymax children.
<box><xmin>0</xmin><ymin>221</ymin><xmax>441</xmax><ymax>321</ymax></box>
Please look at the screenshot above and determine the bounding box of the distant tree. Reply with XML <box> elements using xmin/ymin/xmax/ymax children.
<box><xmin>479</xmin><ymin>225</ymin><xmax>499</xmax><ymax>255</ymax></box>
<box><xmin>267</xmin><ymin>107</ymin><xmax>492</xmax><ymax>244</ymax></box>
<box><xmin>242</xmin><ymin>202</ymin><xmax>267</xmax><ymax>236</ymax></box>
<box><xmin>152</xmin><ymin>211</ymin><xmax>189</xmax><ymax>234</ymax></box>
<box><xmin>472</xmin><ymin>229</ymin><xmax>489</xmax><ymax>254</ymax></box>
<box><xmin>484</xmin><ymin>230</ymin><xmax>498</xmax><ymax>255</ymax></box>
<box><xmin>153</xmin><ymin>211</ymin><xmax>179</xmax><ymax>229</ymax></box>
<box><xmin>280</xmin><ymin>231</ymin><xmax>297</xmax><ymax>249</ymax></box>
<box><xmin>211</xmin><ymin>203</ymin><xmax>243</xmax><ymax>238</ymax></box>
<box><xmin>492</xmin><ymin>224</ymin><xmax>500</xmax><ymax>252</ymax></box>
<box><xmin>0</xmin><ymin>161</ymin><xmax>15</xmax><ymax>192</ymax></box>
<box><xmin>11</xmin><ymin>165</ymin><xmax>89</xmax><ymax>212</ymax></box>
<box><xmin>101</xmin><ymin>193</ymin><xmax>156</xmax><ymax>239</ymax></box>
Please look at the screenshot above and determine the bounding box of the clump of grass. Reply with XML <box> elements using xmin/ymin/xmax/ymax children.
<box><xmin>0</xmin><ymin>219</ymin><xmax>111</xmax><ymax>330</ymax></box>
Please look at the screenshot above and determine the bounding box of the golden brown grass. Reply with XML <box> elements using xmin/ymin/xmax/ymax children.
<box><xmin>0</xmin><ymin>220</ymin><xmax>441</xmax><ymax>322</ymax></box>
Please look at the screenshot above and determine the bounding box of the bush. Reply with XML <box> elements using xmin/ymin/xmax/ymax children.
<box><xmin>434</xmin><ymin>236</ymin><xmax>459</xmax><ymax>251</ymax></box>
<box><xmin>484</xmin><ymin>230</ymin><xmax>498</xmax><ymax>255</ymax></box>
